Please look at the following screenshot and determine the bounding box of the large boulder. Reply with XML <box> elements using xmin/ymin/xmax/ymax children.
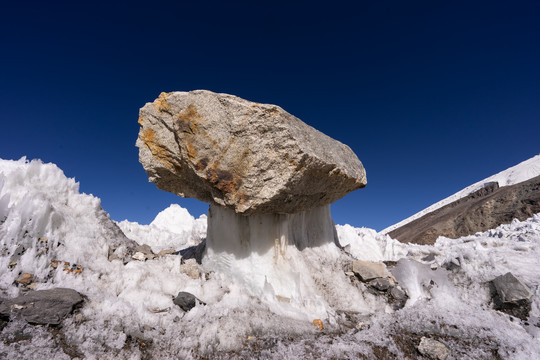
<box><xmin>0</xmin><ymin>288</ymin><xmax>83</xmax><ymax>325</ymax></box>
<box><xmin>136</xmin><ymin>90</ymin><xmax>366</xmax><ymax>215</ymax></box>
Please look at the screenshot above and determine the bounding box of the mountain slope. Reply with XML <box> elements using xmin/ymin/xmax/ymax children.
<box><xmin>388</xmin><ymin>175</ymin><xmax>540</xmax><ymax>244</ymax></box>
<box><xmin>382</xmin><ymin>154</ymin><xmax>540</xmax><ymax>234</ymax></box>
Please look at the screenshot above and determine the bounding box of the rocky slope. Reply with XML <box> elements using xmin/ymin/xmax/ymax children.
<box><xmin>388</xmin><ymin>175</ymin><xmax>540</xmax><ymax>244</ymax></box>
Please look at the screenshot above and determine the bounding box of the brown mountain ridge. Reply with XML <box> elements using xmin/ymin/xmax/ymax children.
<box><xmin>388</xmin><ymin>175</ymin><xmax>540</xmax><ymax>245</ymax></box>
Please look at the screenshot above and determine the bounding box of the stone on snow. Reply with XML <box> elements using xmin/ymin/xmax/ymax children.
<box><xmin>352</xmin><ymin>260</ymin><xmax>393</xmax><ymax>282</ymax></box>
<box><xmin>0</xmin><ymin>288</ymin><xmax>83</xmax><ymax>325</ymax></box>
<box><xmin>490</xmin><ymin>272</ymin><xmax>533</xmax><ymax>320</ymax></box>
<box><xmin>173</xmin><ymin>291</ymin><xmax>205</xmax><ymax>312</ymax></box>
<box><xmin>417</xmin><ymin>337</ymin><xmax>450</xmax><ymax>360</ymax></box>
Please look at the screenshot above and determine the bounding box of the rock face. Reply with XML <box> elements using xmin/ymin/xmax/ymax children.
<box><xmin>388</xmin><ymin>176</ymin><xmax>540</xmax><ymax>245</ymax></box>
<box><xmin>137</xmin><ymin>90</ymin><xmax>366</xmax><ymax>215</ymax></box>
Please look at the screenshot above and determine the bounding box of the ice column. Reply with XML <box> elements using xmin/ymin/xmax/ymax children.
<box><xmin>204</xmin><ymin>203</ymin><xmax>340</xmax><ymax>301</ymax></box>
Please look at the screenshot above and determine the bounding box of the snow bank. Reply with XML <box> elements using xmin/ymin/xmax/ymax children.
<box><xmin>335</xmin><ymin>224</ymin><xmax>408</xmax><ymax>261</ymax></box>
<box><xmin>116</xmin><ymin>204</ymin><xmax>207</xmax><ymax>252</ymax></box>
<box><xmin>382</xmin><ymin>154</ymin><xmax>540</xmax><ymax>234</ymax></box>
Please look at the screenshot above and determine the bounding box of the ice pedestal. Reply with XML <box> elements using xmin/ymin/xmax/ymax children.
<box><xmin>203</xmin><ymin>203</ymin><xmax>342</xmax><ymax>319</ymax></box>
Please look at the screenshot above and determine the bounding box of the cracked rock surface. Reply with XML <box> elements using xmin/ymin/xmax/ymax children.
<box><xmin>137</xmin><ymin>90</ymin><xmax>366</xmax><ymax>215</ymax></box>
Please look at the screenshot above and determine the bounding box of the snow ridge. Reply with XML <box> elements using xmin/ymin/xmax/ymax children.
<box><xmin>382</xmin><ymin>154</ymin><xmax>540</xmax><ymax>234</ymax></box>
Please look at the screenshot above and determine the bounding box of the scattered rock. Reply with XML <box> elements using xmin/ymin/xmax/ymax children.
<box><xmin>276</xmin><ymin>295</ymin><xmax>291</xmax><ymax>303</ymax></box>
<box><xmin>444</xmin><ymin>258</ymin><xmax>461</xmax><ymax>271</ymax></box>
<box><xmin>173</xmin><ymin>291</ymin><xmax>205</xmax><ymax>312</ymax></box>
<box><xmin>390</xmin><ymin>286</ymin><xmax>408</xmax><ymax>301</ymax></box>
<box><xmin>389</xmin><ymin>286</ymin><xmax>409</xmax><ymax>310</ymax></box>
<box><xmin>64</xmin><ymin>263</ymin><xmax>83</xmax><ymax>274</ymax></box>
<box><xmin>9</xmin><ymin>245</ymin><xmax>25</xmax><ymax>268</ymax></box>
<box><xmin>313</xmin><ymin>319</ymin><xmax>324</xmax><ymax>330</ymax></box>
<box><xmin>179</xmin><ymin>240</ymin><xmax>206</xmax><ymax>264</ymax></box>
<box><xmin>74</xmin><ymin>313</ymin><xmax>85</xmax><ymax>323</ymax></box>
<box><xmin>368</xmin><ymin>277</ymin><xmax>392</xmax><ymax>291</ymax></box>
<box><xmin>132</xmin><ymin>252</ymin><xmax>146</xmax><ymax>261</ymax></box>
<box><xmin>51</xmin><ymin>261</ymin><xmax>83</xmax><ymax>274</ymax></box>
<box><xmin>16</xmin><ymin>273</ymin><xmax>34</xmax><ymax>286</ymax></box>
<box><xmin>0</xmin><ymin>288</ymin><xmax>83</xmax><ymax>325</ymax></box>
<box><xmin>417</xmin><ymin>337</ymin><xmax>450</xmax><ymax>360</ymax></box>
<box><xmin>422</xmin><ymin>253</ymin><xmax>436</xmax><ymax>262</ymax></box>
<box><xmin>157</xmin><ymin>248</ymin><xmax>176</xmax><ymax>257</ymax></box>
<box><xmin>136</xmin><ymin>90</ymin><xmax>366</xmax><ymax>215</ymax></box>
<box><xmin>107</xmin><ymin>246</ymin><xmax>120</xmax><ymax>261</ymax></box>
<box><xmin>490</xmin><ymin>272</ymin><xmax>532</xmax><ymax>320</ymax></box>
<box><xmin>27</xmin><ymin>283</ymin><xmax>39</xmax><ymax>290</ymax></box>
<box><xmin>352</xmin><ymin>260</ymin><xmax>393</xmax><ymax>282</ymax></box>
<box><xmin>134</xmin><ymin>244</ymin><xmax>155</xmax><ymax>260</ymax></box>
<box><xmin>149</xmin><ymin>307</ymin><xmax>170</xmax><ymax>314</ymax></box>
<box><xmin>348</xmin><ymin>260</ymin><xmax>408</xmax><ymax>309</ymax></box>
<box><xmin>107</xmin><ymin>238</ymin><xmax>141</xmax><ymax>264</ymax></box>
<box><xmin>180</xmin><ymin>258</ymin><xmax>200</xmax><ymax>279</ymax></box>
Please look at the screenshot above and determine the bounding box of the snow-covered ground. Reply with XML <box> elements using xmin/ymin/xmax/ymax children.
<box><xmin>382</xmin><ymin>154</ymin><xmax>540</xmax><ymax>234</ymax></box>
<box><xmin>1</xmin><ymin>157</ymin><xmax>539</xmax><ymax>359</ymax></box>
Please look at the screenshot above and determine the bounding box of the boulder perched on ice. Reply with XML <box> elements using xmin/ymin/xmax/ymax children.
<box><xmin>136</xmin><ymin>90</ymin><xmax>366</xmax><ymax>215</ymax></box>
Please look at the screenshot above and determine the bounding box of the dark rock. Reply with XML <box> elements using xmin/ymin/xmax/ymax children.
<box><xmin>422</xmin><ymin>253</ymin><xmax>436</xmax><ymax>262</ymax></box>
<box><xmin>173</xmin><ymin>291</ymin><xmax>205</xmax><ymax>312</ymax></box>
<box><xmin>0</xmin><ymin>288</ymin><xmax>83</xmax><ymax>325</ymax></box>
<box><xmin>179</xmin><ymin>240</ymin><xmax>206</xmax><ymax>264</ymax></box>
<box><xmin>389</xmin><ymin>286</ymin><xmax>408</xmax><ymax>310</ymax></box>
<box><xmin>389</xmin><ymin>176</ymin><xmax>540</xmax><ymax>244</ymax></box>
<box><xmin>368</xmin><ymin>278</ymin><xmax>392</xmax><ymax>291</ymax></box>
<box><xmin>444</xmin><ymin>258</ymin><xmax>461</xmax><ymax>271</ymax></box>
<box><xmin>390</xmin><ymin>286</ymin><xmax>408</xmax><ymax>301</ymax></box>
<box><xmin>490</xmin><ymin>272</ymin><xmax>532</xmax><ymax>320</ymax></box>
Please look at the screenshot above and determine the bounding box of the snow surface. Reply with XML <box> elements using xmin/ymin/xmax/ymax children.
<box><xmin>1</xmin><ymin>157</ymin><xmax>540</xmax><ymax>359</ymax></box>
<box><xmin>382</xmin><ymin>154</ymin><xmax>540</xmax><ymax>234</ymax></box>
<box><xmin>117</xmin><ymin>204</ymin><xmax>207</xmax><ymax>253</ymax></box>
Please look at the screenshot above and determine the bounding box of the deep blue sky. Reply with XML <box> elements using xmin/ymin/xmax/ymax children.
<box><xmin>1</xmin><ymin>1</ymin><xmax>539</xmax><ymax>230</ymax></box>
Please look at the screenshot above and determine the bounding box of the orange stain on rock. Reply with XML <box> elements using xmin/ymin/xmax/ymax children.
<box><xmin>141</xmin><ymin>128</ymin><xmax>176</xmax><ymax>171</ymax></box>
<box><xmin>153</xmin><ymin>92</ymin><xmax>171</xmax><ymax>114</ymax></box>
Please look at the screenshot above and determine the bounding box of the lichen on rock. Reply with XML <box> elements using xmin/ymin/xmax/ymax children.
<box><xmin>137</xmin><ymin>90</ymin><xmax>366</xmax><ymax>215</ymax></box>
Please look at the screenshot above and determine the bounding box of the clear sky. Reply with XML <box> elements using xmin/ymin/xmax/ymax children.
<box><xmin>1</xmin><ymin>1</ymin><xmax>539</xmax><ymax>230</ymax></box>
